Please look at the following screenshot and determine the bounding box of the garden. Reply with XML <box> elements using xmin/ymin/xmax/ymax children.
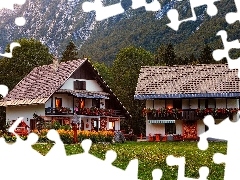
<box><xmin>0</xmin><ymin>120</ymin><xmax>227</xmax><ymax>180</ymax></box>
<box><xmin>31</xmin><ymin>141</ymin><xmax>226</xmax><ymax>180</ymax></box>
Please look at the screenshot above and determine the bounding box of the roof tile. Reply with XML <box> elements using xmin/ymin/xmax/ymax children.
<box><xmin>135</xmin><ymin>64</ymin><xmax>240</xmax><ymax>95</ymax></box>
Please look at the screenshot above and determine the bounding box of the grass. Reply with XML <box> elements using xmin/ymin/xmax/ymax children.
<box><xmin>32</xmin><ymin>141</ymin><xmax>227</xmax><ymax>180</ymax></box>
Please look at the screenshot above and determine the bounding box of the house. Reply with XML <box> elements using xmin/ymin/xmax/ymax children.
<box><xmin>134</xmin><ymin>64</ymin><xmax>240</xmax><ymax>141</ymax></box>
<box><xmin>0</xmin><ymin>58</ymin><xmax>131</xmax><ymax>132</ymax></box>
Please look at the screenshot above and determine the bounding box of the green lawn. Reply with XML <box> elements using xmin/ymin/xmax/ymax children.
<box><xmin>32</xmin><ymin>141</ymin><xmax>227</xmax><ymax>180</ymax></box>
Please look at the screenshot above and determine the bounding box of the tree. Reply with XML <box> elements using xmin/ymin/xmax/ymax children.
<box><xmin>164</xmin><ymin>44</ymin><xmax>177</xmax><ymax>66</ymax></box>
<box><xmin>0</xmin><ymin>38</ymin><xmax>53</xmax><ymax>126</ymax></box>
<box><xmin>61</xmin><ymin>41</ymin><xmax>79</xmax><ymax>62</ymax></box>
<box><xmin>154</xmin><ymin>44</ymin><xmax>167</xmax><ymax>65</ymax></box>
<box><xmin>110</xmin><ymin>46</ymin><xmax>155</xmax><ymax>135</ymax></box>
<box><xmin>0</xmin><ymin>38</ymin><xmax>53</xmax><ymax>91</ymax></box>
<box><xmin>91</xmin><ymin>60</ymin><xmax>113</xmax><ymax>85</ymax></box>
<box><xmin>155</xmin><ymin>44</ymin><xmax>177</xmax><ymax>66</ymax></box>
<box><xmin>199</xmin><ymin>44</ymin><xmax>215</xmax><ymax>64</ymax></box>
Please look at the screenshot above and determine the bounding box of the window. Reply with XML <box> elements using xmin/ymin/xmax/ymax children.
<box><xmin>109</xmin><ymin>122</ymin><xmax>115</xmax><ymax>130</ymax></box>
<box><xmin>74</xmin><ymin>80</ymin><xmax>86</xmax><ymax>90</ymax></box>
<box><xmin>55</xmin><ymin>98</ymin><xmax>62</xmax><ymax>108</ymax></box>
<box><xmin>92</xmin><ymin>99</ymin><xmax>100</xmax><ymax>108</ymax></box>
<box><xmin>79</xmin><ymin>98</ymin><xmax>85</xmax><ymax>109</ymax></box>
<box><xmin>173</xmin><ymin>99</ymin><xmax>182</xmax><ymax>109</ymax></box>
<box><xmin>199</xmin><ymin>99</ymin><xmax>206</xmax><ymax>108</ymax></box>
<box><xmin>165</xmin><ymin>123</ymin><xmax>176</xmax><ymax>134</ymax></box>
<box><xmin>93</xmin><ymin>118</ymin><xmax>100</xmax><ymax>131</ymax></box>
<box><xmin>207</xmin><ymin>99</ymin><xmax>215</xmax><ymax>108</ymax></box>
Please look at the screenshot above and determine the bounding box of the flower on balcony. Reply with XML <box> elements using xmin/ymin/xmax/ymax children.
<box><xmin>195</xmin><ymin>108</ymin><xmax>239</xmax><ymax>117</ymax></box>
<box><xmin>56</xmin><ymin>107</ymin><xmax>71</xmax><ymax>113</ymax></box>
<box><xmin>142</xmin><ymin>107</ymin><xmax>183</xmax><ymax>117</ymax></box>
<box><xmin>78</xmin><ymin>107</ymin><xmax>114</xmax><ymax>116</ymax></box>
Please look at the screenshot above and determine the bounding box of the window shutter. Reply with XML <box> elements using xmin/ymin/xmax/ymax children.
<box><xmin>74</xmin><ymin>81</ymin><xmax>86</xmax><ymax>90</ymax></box>
<box><xmin>74</xmin><ymin>81</ymin><xmax>78</xmax><ymax>90</ymax></box>
<box><xmin>82</xmin><ymin>81</ymin><xmax>86</xmax><ymax>90</ymax></box>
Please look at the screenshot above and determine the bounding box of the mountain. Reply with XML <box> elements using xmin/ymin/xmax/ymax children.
<box><xmin>0</xmin><ymin>0</ymin><xmax>238</xmax><ymax>64</ymax></box>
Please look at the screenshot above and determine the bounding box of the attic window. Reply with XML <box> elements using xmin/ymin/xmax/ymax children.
<box><xmin>74</xmin><ymin>80</ymin><xmax>86</xmax><ymax>90</ymax></box>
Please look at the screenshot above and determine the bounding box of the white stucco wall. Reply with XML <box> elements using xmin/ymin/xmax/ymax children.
<box><xmin>182</xmin><ymin>99</ymin><xmax>190</xmax><ymax>109</ymax></box>
<box><xmin>189</xmin><ymin>99</ymin><xmax>198</xmax><ymax>109</ymax></box>
<box><xmin>146</xmin><ymin>100</ymin><xmax>153</xmax><ymax>108</ymax></box>
<box><xmin>6</xmin><ymin>104</ymin><xmax>45</xmax><ymax>127</ymax></box>
<box><xmin>146</xmin><ymin>120</ymin><xmax>165</xmax><ymax>136</ymax></box>
<box><xmin>60</xmin><ymin>78</ymin><xmax>103</xmax><ymax>91</ymax></box>
<box><xmin>85</xmin><ymin>99</ymin><xmax>92</xmax><ymax>108</ymax></box>
<box><xmin>154</xmin><ymin>100</ymin><xmax>165</xmax><ymax>109</ymax></box>
<box><xmin>45</xmin><ymin>94</ymin><xmax>74</xmax><ymax>112</ymax></box>
<box><xmin>80</xmin><ymin>117</ymin><xmax>120</xmax><ymax>131</ymax></box>
<box><xmin>175</xmin><ymin>120</ymin><xmax>182</xmax><ymax>134</ymax></box>
<box><xmin>45</xmin><ymin>93</ymin><xmax>102</xmax><ymax>110</ymax></box>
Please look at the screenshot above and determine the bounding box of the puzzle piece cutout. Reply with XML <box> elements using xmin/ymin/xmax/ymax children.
<box><xmin>0</xmin><ymin>0</ymin><xmax>26</xmax><ymax>10</ymax></box>
<box><xmin>0</xmin><ymin>42</ymin><xmax>21</xmax><ymax>58</ymax></box>
<box><xmin>82</xmin><ymin>0</ymin><xmax>161</xmax><ymax>21</ymax></box>
<box><xmin>152</xmin><ymin>169</ymin><xmax>163</xmax><ymax>180</ymax></box>
<box><xmin>82</xmin><ymin>0</ymin><xmax>125</xmax><ymax>21</ymax></box>
<box><xmin>212</xmin><ymin>30</ymin><xmax>240</xmax><ymax>77</ymax></box>
<box><xmin>63</xmin><ymin>139</ymin><xmax>140</xmax><ymax>180</ymax></box>
<box><xmin>198</xmin><ymin>114</ymin><xmax>240</xmax><ymax>180</ymax></box>
<box><xmin>225</xmin><ymin>0</ymin><xmax>240</xmax><ymax>24</ymax></box>
<box><xmin>0</xmin><ymin>0</ymin><xmax>26</xmax><ymax>58</ymax></box>
<box><xmin>131</xmin><ymin>0</ymin><xmax>161</xmax><ymax>12</ymax></box>
<box><xmin>166</xmin><ymin>155</ymin><xmax>209</xmax><ymax>180</ymax></box>
<box><xmin>167</xmin><ymin>0</ymin><xmax>220</xmax><ymax>31</ymax></box>
<box><xmin>0</xmin><ymin>84</ymin><xmax>9</xmax><ymax>98</ymax></box>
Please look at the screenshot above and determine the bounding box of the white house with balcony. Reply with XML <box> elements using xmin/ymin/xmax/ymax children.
<box><xmin>0</xmin><ymin>58</ymin><xmax>130</xmax><ymax>131</ymax></box>
<box><xmin>134</xmin><ymin>64</ymin><xmax>240</xmax><ymax>141</ymax></box>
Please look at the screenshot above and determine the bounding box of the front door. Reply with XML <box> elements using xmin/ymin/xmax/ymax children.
<box><xmin>30</xmin><ymin>119</ymin><xmax>37</xmax><ymax>131</ymax></box>
<box><xmin>182</xmin><ymin>120</ymin><xmax>198</xmax><ymax>140</ymax></box>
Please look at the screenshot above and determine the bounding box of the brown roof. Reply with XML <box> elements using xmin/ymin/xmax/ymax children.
<box><xmin>135</xmin><ymin>64</ymin><xmax>240</xmax><ymax>99</ymax></box>
<box><xmin>0</xmin><ymin>59</ymin><xmax>86</xmax><ymax>106</ymax></box>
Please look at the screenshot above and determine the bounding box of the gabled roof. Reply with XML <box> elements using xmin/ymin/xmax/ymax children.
<box><xmin>1</xmin><ymin>59</ymin><xmax>86</xmax><ymax>106</ymax></box>
<box><xmin>0</xmin><ymin>59</ymin><xmax>131</xmax><ymax>118</ymax></box>
<box><xmin>134</xmin><ymin>64</ymin><xmax>240</xmax><ymax>99</ymax></box>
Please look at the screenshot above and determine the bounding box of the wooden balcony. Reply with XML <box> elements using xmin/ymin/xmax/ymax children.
<box><xmin>45</xmin><ymin>107</ymin><xmax>73</xmax><ymax>115</ymax></box>
<box><xmin>45</xmin><ymin>107</ymin><xmax>122</xmax><ymax>117</ymax></box>
<box><xmin>147</xmin><ymin>109</ymin><xmax>232</xmax><ymax>120</ymax></box>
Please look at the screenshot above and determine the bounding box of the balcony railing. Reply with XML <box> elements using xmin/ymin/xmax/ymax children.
<box><xmin>45</xmin><ymin>107</ymin><xmax>73</xmax><ymax>115</ymax></box>
<box><xmin>144</xmin><ymin>108</ymin><xmax>237</xmax><ymax>120</ymax></box>
<box><xmin>45</xmin><ymin>107</ymin><xmax>122</xmax><ymax>116</ymax></box>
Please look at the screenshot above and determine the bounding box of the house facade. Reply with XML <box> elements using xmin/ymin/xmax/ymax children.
<box><xmin>0</xmin><ymin>58</ymin><xmax>130</xmax><ymax>132</ymax></box>
<box><xmin>134</xmin><ymin>64</ymin><xmax>240</xmax><ymax>140</ymax></box>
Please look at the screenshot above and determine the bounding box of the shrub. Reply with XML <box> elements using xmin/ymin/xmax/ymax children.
<box><xmin>32</xmin><ymin>129</ymin><xmax>114</xmax><ymax>144</ymax></box>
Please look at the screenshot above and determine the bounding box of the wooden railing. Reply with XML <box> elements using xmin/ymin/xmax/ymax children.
<box><xmin>147</xmin><ymin>109</ymin><xmax>230</xmax><ymax>120</ymax></box>
<box><xmin>45</xmin><ymin>107</ymin><xmax>122</xmax><ymax>117</ymax></box>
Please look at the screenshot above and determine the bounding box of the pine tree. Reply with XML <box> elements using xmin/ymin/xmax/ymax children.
<box><xmin>61</xmin><ymin>41</ymin><xmax>79</xmax><ymax>62</ymax></box>
<box><xmin>164</xmin><ymin>44</ymin><xmax>176</xmax><ymax>66</ymax></box>
<box><xmin>199</xmin><ymin>45</ymin><xmax>215</xmax><ymax>64</ymax></box>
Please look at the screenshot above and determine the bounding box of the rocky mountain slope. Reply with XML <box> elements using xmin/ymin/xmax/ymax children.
<box><xmin>0</xmin><ymin>0</ymin><xmax>238</xmax><ymax>64</ymax></box>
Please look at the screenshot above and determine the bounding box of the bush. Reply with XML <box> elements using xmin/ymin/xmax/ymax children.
<box><xmin>32</xmin><ymin>129</ymin><xmax>114</xmax><ymax>144</ymax></box>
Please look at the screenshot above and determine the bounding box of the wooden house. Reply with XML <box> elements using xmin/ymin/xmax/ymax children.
<box><xmin>0</xmin><ymin>58</ymin><xmax>130</xmax><ymax>131</ymax></box>
<box><xmin>134</xmin><ymin>64</ymin><xmax>240</xmax><ymax>140</ymax></box>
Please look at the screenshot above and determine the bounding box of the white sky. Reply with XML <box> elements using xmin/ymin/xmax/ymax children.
<box><xmin>0</xmin><ymin>0</ymin><xmax>26</xmax><ymax>10</ymax></box>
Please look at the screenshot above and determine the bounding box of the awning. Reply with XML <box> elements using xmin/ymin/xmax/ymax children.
<box><xmin>148</xmin><ymin>120</ymin><xmax>175</xmax><ymax>124</ymax></box>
